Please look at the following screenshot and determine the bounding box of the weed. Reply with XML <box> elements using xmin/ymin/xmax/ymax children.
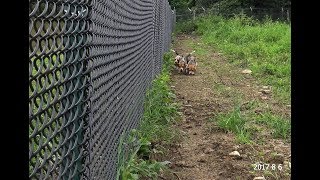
<box><xmin>216</xmin><ymin>106</ymin><xmax>251</xmax><ymax>144</ymax></box>
<box><xmin>256</xmin><ymin>112</ymin><xmax>290</xmax><ymax>139</ymax></box>
<box><xmin>117</xmin><ymin>130</ymin><xmax>169</xmax><ymax>180</ymax></box>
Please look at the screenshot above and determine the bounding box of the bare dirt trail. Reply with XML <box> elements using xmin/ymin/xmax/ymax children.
<box><xmin>160</xmin><ymin>35</ymin><xmax>291</xmax><ymax>180</ymax></box>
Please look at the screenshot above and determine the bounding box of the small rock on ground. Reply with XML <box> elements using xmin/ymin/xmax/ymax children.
<box><xmin>253</xmin><ymin>177</ymin><xmax>266</xmax><ymax>180</ymax></box>
<box><xmin>260</xmin><ymin>96</ymin><xmax>268</xmax><ymax>100</ymax></box>
<box><xmin>241</xmin><ymin>69</ymin><xmax>252</xmax><ymax>74</ymax></box>
<box><xmin>259</xmin><ymin>89</ymin><xmax>271</xmax><ymax>94</ymax></box>
<box><xmin>229</xmin><ymin>151</ymin><xmax>240</xmax><ymax>156</ymax></box>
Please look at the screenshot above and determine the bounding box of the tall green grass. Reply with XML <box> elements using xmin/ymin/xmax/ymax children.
<box><xmin>174</xmin><ymin>20</ymin><xmax>198</xmax><ymax>34</ymax></box>
<box><xmin>215</xmin><ymin>106</ymin><xmax>252</xmax><ymax>144</ymax></box>
<box><xmin>139</xmin><ymin>53</ymin><xmax>180</xmax><ymax>144</ymax></box>
<box><xmin>116</xmin><ymin>130</ymin><xmax>169</xmax><ymax>180</ymax></box>
<box><xmin>213</xmin><ymin>104</ymin><xmax>291</xmax><ymax>144</ymax></box>
<box><xmin>117</xmin><ymin>52</ymin><xmax>180</xmax><ymax>179</ymax></box>
<box><xmin>195</xmin><ymin>14</ymin><xmax>291</xmax><ymax>104</ymax></box>
<box><xmin>255</xmin><ymin>112</ymin><xmax>291</xmax><ymax>139</ymax></box>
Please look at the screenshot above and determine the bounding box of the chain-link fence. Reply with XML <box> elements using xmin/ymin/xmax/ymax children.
<box><xmin>29</xmin><ymin>0</ymin><xmax>175</xmax><ymax>179</ymax></box>
<box><xmin>176</xmin><ymin>7</ymin><xmax>291</xmax><ymax>22</ymax></box>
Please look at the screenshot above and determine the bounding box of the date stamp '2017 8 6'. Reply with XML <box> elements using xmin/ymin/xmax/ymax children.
<box><xmin>253</xmin><ymin>163</ymin><xmax>283</xmax><ymax>171</ymax></box>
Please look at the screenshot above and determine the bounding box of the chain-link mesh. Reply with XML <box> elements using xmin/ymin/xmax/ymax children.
<box><xmin>29</xmin><ymin>0</ymin><xmax>175</xmax><ymax>179</ymax></box>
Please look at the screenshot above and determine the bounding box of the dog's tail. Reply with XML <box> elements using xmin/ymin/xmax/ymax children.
<box><xmin>171</xmin><ymin>49</ymin><xmax>179</xmax><ymax>55</ymax></box>
<box><xmin>189</xmin><ymin>50</ymin><xmax>196</xmax><ymax>55</ymax></box>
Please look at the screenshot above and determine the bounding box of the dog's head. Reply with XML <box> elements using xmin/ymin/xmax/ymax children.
<box><xmin>174</xmin><ymin>55</ymin><xmax>182</xmax><ymax>65</ymax></box>
<box><xmin>178</xmin><ymin>58</ymin><xmax>186</xmax><ymax>72</ymax></box>
<box><xmin>185</xmin><ymin>51</ymin><xmax>196</xmax><ymax>63</ymax></box>
<box><xmin>189</xmin><ymin>56</ymin><xmax>196</xmax><ymax>62</ymax></box>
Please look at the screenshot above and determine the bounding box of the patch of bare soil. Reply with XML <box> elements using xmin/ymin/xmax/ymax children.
<box><xmin>158</xmin><ymin>35</ymin><xmax>291</xmax><ymax>180</ymax></box>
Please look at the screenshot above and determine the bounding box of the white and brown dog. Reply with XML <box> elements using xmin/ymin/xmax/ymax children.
<box><xmin>171</xmin><ymin>49</ymin><xmax>184</xmax><ymax>72</ymax></box>
<box><xmin>171</xmin><ymin>49</ymin><xmax>198</xmax><ymax>75</ymax></box>
<box><xmin>185</xmin><ymin>51</ymin><xmax>197</xmax><ymax>75</ymax></box>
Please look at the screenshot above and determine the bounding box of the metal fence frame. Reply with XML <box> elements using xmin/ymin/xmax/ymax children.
<box><xmin>29</xmin><ymin>0</ymin><xmax>175</xmax><ymax>179</ymax></box>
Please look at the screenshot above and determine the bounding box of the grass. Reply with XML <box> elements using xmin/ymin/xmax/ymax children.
<box><xmin>255</xmin><ymin>112</ymin><xmax>291</xmax><ymax>139</ymax></box>
<box><xmin>117</xmin><ymin>130</ymin><xmax>169</xmax><ymax>180</ymax></box>
<box><xmin>174</xmin><ymin>20</ymin><xmax>198</xmax><ymax>35</ymax></box>
<box><xmin>215</xmin><ymin>106</ymin><xmax>252</xmax><ymax>144</ymax></box>
<box><xmin>117</xmin><ymin>52</ymin><xmax>180</xmax><ymax>179</ymax></box>
<box><xmin>212</xmin><ymin>101</ymin><xmax>290</xmax><ymax>144</ymax></box>
<box><xmin>138</xmin><ymin>53</ymin><xmax>180</xmax><ymax>144</ymax></box>
<box><xmin>176</xmin><ymin>14</ymin><xmax>291</xmax><ymax>144</ymax></box>
<box><xmin>178</xmin><ymin>14</ymin><xmax>291</xmax><ymax>104</ymax></box>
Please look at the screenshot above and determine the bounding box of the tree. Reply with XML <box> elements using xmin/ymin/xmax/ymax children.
<box><xmin>168</xmin><ymin>0</ymin><xmax>189</xmax><ymax>9</ymax></box>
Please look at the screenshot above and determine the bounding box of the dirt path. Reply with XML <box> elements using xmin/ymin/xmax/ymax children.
<box><xmin>160</xmin><ymin>35</ymin><xmax>291</xmax><ymax>180</ymax></box>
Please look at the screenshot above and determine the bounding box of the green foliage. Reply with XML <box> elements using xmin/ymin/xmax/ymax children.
<box><xmin>117</xmin><ymin>52</ymin><xmax>179</xmax><ymax>179</ymax></box>
<box><xmin>211</xmin><ymin>0</ymin><xmax>244</xmax><ymax>11</ymax></box>
<box><xmin>139</xmin><ymin>52</ymin><xmax>179</xmax><ymax>144</ymax></box>
<box><xmin>168</xmin><ymin>0</ymin><xmax>189</xmax><ymax>9</ymax></box>
<box><xmin>188</xmin><ymin>0</ymin><xmax>196</xmax><ymax>7</ymax></box>
<box><xmin>195</xmin><ymin>15</ymin><xmax>291</xmax><ymax>103</ymax></box>
<box><xmin>174</xmin><ymin>21</ymin><xmax>198</xmax><ymax>34</ymax></box>
<box><xmin>172</xmin><ymin>0</ymin><xmax>290</xmax><ymax>9</ymax></box>
<box><xmin>216</xmin><ymin>106</ymin><xmax>252</xmax><ymax>144</ymax></box>
<box><xmin>195</xmin><ymin>0</ymin><xmax>220</xmax><ymax>8</ymax></box>
<box><xmin>117</xmin><ymin>130</ymin><xmax>169</xmax><ymax>180</ymax></box>
<box><xmin>215</xmin><ymin>105</ymin><xmax>290</xmax><ymax>143</ymax></box>
<box><xmin>256</xmin><ymin>112</ymin><xmax>291</xmax><ymax>139</ymax></box>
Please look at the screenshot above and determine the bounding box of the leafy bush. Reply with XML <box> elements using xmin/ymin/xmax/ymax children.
<box><xmin>174</xmin><ymin>20</ymin><xmax>198</xmax><ymax>34</ymax></box>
